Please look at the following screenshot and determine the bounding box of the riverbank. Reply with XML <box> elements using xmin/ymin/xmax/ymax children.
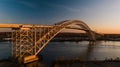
<box><xmin>51</xmin><ymin>58</ymin><xmax>120</xmax><ymax>67</ymax></box>
<box><xmin>52</xmin><ymin>61</ymin><xmax>120</xmax><ymax>67</ymax></box>
<box><xmin>1</xmin><ymin>59</ymin><xmax>120</xmax><ymax>67</ymax></box>
<box><xmin>1</xmin><ymin>32</ymin><xmax>120</xmax><ymax>42</ymax></box>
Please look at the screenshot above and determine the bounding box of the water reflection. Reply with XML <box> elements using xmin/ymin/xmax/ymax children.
<box><xmin>1</xmin><ymin>41</ymin><xmax>120</xmax><ymax>67</ymax></box>
<box><xmin>86</xmin><ymin>41</ymin><xmax>102</xmax><ymax>60</ymax></box>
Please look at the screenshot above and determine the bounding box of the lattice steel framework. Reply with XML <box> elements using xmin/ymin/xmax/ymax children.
<box><xmin>11</xmin><ymin>20</ymin><xmax>96</xmax><ymax>61</ymax></box>
<box><xmin>12</xmin><ymin>28</ymin><xmax>34</xmax><ymax>58</ymax></box>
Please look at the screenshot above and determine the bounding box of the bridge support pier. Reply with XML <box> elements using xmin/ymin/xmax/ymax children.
<box><xmin>23</xmin><ymin>55</ymin><xmax>39</xmax><ymax>64</ymax></box>
<box><xmin>14</xmin><ymin>55</ymin><xmax>39</xmax><ymax>64</ymax></box>
<box><xmin>12</xmin><ymin>28</ymin><xmax>40</xmax><ymax>64</ymax></box>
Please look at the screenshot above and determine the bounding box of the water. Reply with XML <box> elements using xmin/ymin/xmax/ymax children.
<box><xmin>0</xmin><ymin>41</ymin><xmax>120</xmax><ymax>67</ymax></box>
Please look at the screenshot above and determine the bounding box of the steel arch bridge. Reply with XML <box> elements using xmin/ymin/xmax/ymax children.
<box><xmin>0</xmin><ymin>20</ymin><xmax>96</xmax><ymax>63</ymax></box>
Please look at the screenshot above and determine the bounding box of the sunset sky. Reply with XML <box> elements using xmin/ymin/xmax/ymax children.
<box><xmin>0</xmin><ymin>0</ymin><xmax>120</xmax><ymax>34</ymax></box>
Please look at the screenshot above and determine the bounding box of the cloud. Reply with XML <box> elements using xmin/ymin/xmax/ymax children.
<box><xmin>42</xmin><ymin>1</ymin><xmax>81</xmax><ymax>13</ymax></box>
<box><xmin>17</xmin><ymin>1</ymin><xmax>37</xmax><ymax>9</ymax></box>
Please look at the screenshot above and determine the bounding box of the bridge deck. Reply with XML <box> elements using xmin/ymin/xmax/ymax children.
<box><xmin>0</xmin><ymin>24</ymin><xmax>53</xmax><ymax>28</ymax></box>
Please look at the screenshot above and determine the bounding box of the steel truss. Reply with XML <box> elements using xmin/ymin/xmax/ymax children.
<box><xmin>10</xmin><ymin>20</ymin><xmax>96</xmax><ymax>63</ymax></box>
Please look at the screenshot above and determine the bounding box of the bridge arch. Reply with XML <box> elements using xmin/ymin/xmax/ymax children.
<box><xmin>55</xmin><ymin>20</ymin><xmax>95</xmax><ymax>41</ymax></box>
<box><xmin>34</xmin><ymin>20</ymin><xmax>96</xmax><ymax>55</ymax></box>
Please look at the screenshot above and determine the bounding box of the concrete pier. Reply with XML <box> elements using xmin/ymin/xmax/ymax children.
<box><xmin>23</xmin><ymin>55</ymin><xmax>39</xmax><ymax>64</ymax></box>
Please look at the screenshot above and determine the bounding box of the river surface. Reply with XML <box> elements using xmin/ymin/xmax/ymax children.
<box><xmin>0</xmin><ymin>41</ymin><xmax>120</xmax><ymax>67</ymax></box>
